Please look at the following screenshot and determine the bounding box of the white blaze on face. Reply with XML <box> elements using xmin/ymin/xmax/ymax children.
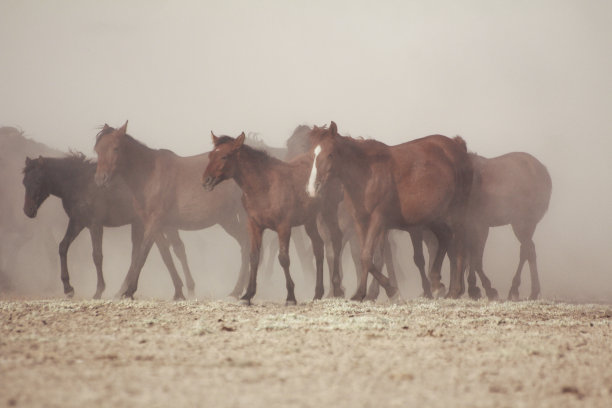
<box><xmin>306</xmin><ymin>145</ymin><xmax>322</xmax><ymax>197</ymax></box>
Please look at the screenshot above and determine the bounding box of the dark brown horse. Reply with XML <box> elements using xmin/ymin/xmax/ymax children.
<box><xmin>306</xmin><ymin>122</ymin><xmax>473</xmax><ymax>300</ymax></box>
<box><xmin>93</xmin><ymin>122</ymin><xmax>249</xmax><ymax>299</ymax></box>
<box><xmin>463</xmin><ymin>152</ymin><xmax>552</xmax><ymax>300</ymax></box>
<box><xmin>202</xmin><ymin>132</ymin><xmax>344</xmax><ymax>305</ymax></box>
<box><xmin>22</xmin><ymin>153</ymin><xmax>193</xmax><ymax>299</ymax></box>
<box><xmin>286</xmin><ymin>125</ymin><xmax>431</xmax><ymax>299</ymax></box>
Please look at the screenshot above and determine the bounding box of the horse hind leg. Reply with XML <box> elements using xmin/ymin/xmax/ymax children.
<box><xmin>166</xmin><ymin>229</ymin><xmax>195</xmax><ymax>298</ymax></box>
<box><xmin>508</xmin><ymin>222</ymin><xmax>538</xmax><ymax>301</ymax></box>
<box><xmin>410</xmin><ymin>229</ymin><xmax>432</xmax><ymax>299</ymax></box>
<box><xmin>154</xmin><ymin>233</ymin><xmax>185</xmax><ymax>301</ymax></box>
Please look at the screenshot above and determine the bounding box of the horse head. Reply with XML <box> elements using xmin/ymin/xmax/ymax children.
<box><xmin>94</xmin><ymin>121</ymin><xmax>128</xmax><ymax>187</ymax></box>
<box><xmin>306</xmin><ymin>121</ymin><xmax>339</xmax><ymax>197</ymax></box>
<box><xmin>202</xmin><ymin>131</ymin><xmax>245</xmax><ymax>191</ymax></box>
<box><xmin>22</xmin><ymin>156</ymin><xmax>50</xmax><ymax>218</ymax></box>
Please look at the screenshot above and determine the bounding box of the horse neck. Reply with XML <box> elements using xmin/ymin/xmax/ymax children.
<box><xmin>118</xmin><ymin>137</ymin><xmax>157</xmax><ymax>192</ymax></box>
<box><xmin>232</xmin><ymin>148</ymin><xmax>275</xmax><ymax>196</ymax></box>
<box><xmin>333</xmin><ymin>137</ymin><xmax>371</xmax><ymax>202</ymax></box>
<box><xmin>43</xmin><ymin>159</ymin><xmax>89</xmax><ymax>199</ymax></box>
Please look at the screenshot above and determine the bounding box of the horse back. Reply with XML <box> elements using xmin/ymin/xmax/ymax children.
<box><xmin>388</xmin><ymin>135</ymin><xmax>472</xmax><ymax>225</ymax></box>
<box><xmin>471</xmin><ymin>152</ymin><xmax>551</xmax><ymax>226</ymax></box>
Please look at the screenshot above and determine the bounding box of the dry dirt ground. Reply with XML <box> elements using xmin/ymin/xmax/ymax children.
<box><xmin>1</xmin><ymin>297</ymin><xmax>611</xmax><ymax>408</ymax></box>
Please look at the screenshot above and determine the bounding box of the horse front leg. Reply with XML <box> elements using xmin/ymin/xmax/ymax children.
<box><xmin>304</xmin><ymin>220</ymin><xmax>324</xmax><ymax>301</ymax></box>
<box><xmin>276</xmin><ymin>224</ymin><xmax>298</xmax><ymax>305</ymax></box>
<box><xmin>353</xmin><ymin>212</ymin><xmax>397</xmax><ymax>302</ymax></box>
<box><xmin>240</xmin><ymin>219</ymin><xmax>263</xmax><ymax>305</ymax></box>
<box><xmin>319</xmin><ymin>205</ymin><xmax>344</xmax><ymax>298</ymax></box>
<box><xmin>220</xmin><ymin>216</ymin><xmax>250</xmax><ymax>299</ymax></box>
<box><xmin>89</xmin><ymin>224</ymin><xmax>105</xmax><ymax>299</ymax></box>
<box><xmin>59</xmin><ymin>219</ymin><xmax>85</xmax><ymax>298</ymax></box>
<box><xmin>119</xmin><ymin>218</ymin><xmax>158</xmax><ymax>299</ymax></box>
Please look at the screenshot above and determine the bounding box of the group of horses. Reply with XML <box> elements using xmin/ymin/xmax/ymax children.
<box><xmin>22</xmin><ymin>121</ymin><xmax>552</xmax><ymax>304</ymax></box>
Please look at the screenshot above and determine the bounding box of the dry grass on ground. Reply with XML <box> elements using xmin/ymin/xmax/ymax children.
<box><xmin>1</xmin><ymin>298</ymin><xmax>611</xmax><ymax>408</ymax></box>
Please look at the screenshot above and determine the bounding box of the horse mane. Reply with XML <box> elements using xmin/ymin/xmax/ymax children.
<box><xmin>95</xmin><ymin>125</ymin><xmax>151</xmax><ymax>151</ymax></box>
<box><xmin>216</xmin><ymin>135</ymin><xmax>275</xmax><ymax>164</ymax></box>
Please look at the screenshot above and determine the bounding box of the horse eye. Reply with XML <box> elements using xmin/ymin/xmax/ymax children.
<box><xmin>221</xmin><ymin>155</ymin><xmax>228</xmax><ymax>160</ymax></box>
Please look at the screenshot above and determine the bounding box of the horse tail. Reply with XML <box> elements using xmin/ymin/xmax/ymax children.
<box><xmin>451</xmin><ymin>140</ymin><xmax>474</xmax><ymax>220</ymax></box>
<box><xmin>452</xmin><ymin>135</ymin><xmax>467</xmax><ymax>153</ymax></box>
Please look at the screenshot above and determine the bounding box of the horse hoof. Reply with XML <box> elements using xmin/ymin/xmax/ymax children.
<box><xmin>468</xmin><ymin>286</ymin><xmax>482</xmax><ymax>300</ymax></box>
<box><xmin>487</xmin><ymin>288</ymin><xmax>499</xmax><ymax>301</ymax></box>
<box><xmin>350</xmin><ymin>293</ymin><xmax>365</xmax><ymax>302</ymax></box>
<box><xmin>65</xmin><ymin>288</ymin><xmax>75</xmax><ymax>299</ymax></box>
<box><xmin>239</xmin><ymin>298</ymin><xmax>252</xmax><ymax>306</ymax></box>
<box><xmin>507</xmin><ymin>290</ymin><xmax>519</xmax><ymax>301</ymax></box>
<box><xmin>333</xmin><ymin>287</ymin><xmax>345</xmax><ymax>298</ymax></box>
<box><xmin>285</xmin><ymin>300</ymin><xmax>297</xmax><ymax>306</ymax></box>
<box><xmin>121</xmin><ymin>292</ymin><xmax>134</xmax><ymax>300</ymax></box>
<box><xmin>432</xmin><ymin>285</ymin><xmax>446</xmax><ymax>299</ymax></box>
<box><xmin>389</xmin><ymin>291</ymin><xmax>404</xmax><ymax>305</ymax></box>
<box><xmin>173</xmin><ymin>293</ymin><xmax>186</xmax><ymax>301</ymax></box>
<box><xmin>528</xmin><ymin>293</ymin><xmax>539</xmax><ymax>301</ymax></box>
<box><xmin>93</xmin><ymin>292</ymin><xmax>102</xmax><ymax>300</ymax></box>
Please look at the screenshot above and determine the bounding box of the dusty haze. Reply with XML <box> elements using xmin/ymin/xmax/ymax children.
<box><xmin>1</xmin><ymin>1</ymin><xmax>611</xmax><ymax>302</ymax></box>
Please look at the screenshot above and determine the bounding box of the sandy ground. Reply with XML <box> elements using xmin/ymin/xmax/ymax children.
<box><xmin>1</xmin><ymin>297</ymin><xmax>611</xmax><ymax>408</ymax></box>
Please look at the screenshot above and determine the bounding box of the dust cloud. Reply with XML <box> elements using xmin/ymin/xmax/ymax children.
<box><xmin>1</xmin><ymin>1</ymin><xmax>611</xmax><ymax>302</ymax></box>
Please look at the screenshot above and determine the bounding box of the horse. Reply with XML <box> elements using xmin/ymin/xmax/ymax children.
<box><xmin>244</xmin><ymin>133</ymin><xmax>318</xmax><ymax>288</ymax></box>
<box><xmin>22</xmin><ymin>153</ymin><xmax>194</xmax><ymax>299</ymax></box>
<box><xmin>306</xmin><ymin>122</ymin><xmax>473</xmax><ymax>300</ymax></box>
<box><xmin>202</xmin><ymin>132</ymin><xmax>344</xmax><ymax>305</ymax></box>
<box><xmin>287</xmin><ymin>125</ymin><xmax>433</xmax><ymax>299</ymax></box>
<box><xmin>463</xmin><ymin>152</ymin><xmax>552</xmax><ymax>300</ymax></box>
<box><xmin>93</xmin><ymin>122</ymin><xmax>249</xmax><ymax>299</ymax></box>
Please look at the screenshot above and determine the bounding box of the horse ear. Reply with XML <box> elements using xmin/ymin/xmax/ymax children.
<box><xmin>211</xmin><ymin>131</ymin><xmax>219</xmax><ymax>146</ymax></box>
<box><xmin>233</xmin><ymin>132</ymin><xmax>246</xmax><ymax>150</ymax></box>
<box><xmin>103</xmin><ymin>123</ymin><xmax>110</xmax><ymax>131</ymax></box>
<box><xmin>329</xmin><ymin>121</ymin><xmax>338</xmax><ymax>136</ymax></box>
<box><xmin>25</xmin><ymin>157</ymin><xmax>32</xmax><ymax>166</ymax></box>
<box><xmin>117</xmin><ymin>120</ymin><xmax>128</xmax><ymax>136</ymax></box>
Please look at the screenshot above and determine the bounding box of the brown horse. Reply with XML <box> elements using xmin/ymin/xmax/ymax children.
<box><xmin>22</xmin><ymin>153</ymin><xmax>193</xmax><ymax>299</ymax></box>
<box><xmin>202</xmin><ymin>132</ymin><xmax>344</xmax><ymax>305</ymax></box>
<box><xmin>93</xmin><ymin>122</ymin><xmax>249</xmax><ymax>299</ymax></box>
<box><xmin>463</xmin><ymin>152</ymin><xmax>552</xmax><ymax>300</ymax></box>
<box><xmin>306</xmin><ymin>122</ymin><xmax>473</xmax><ymax>300</ymax></box>
<box><xmin>286</xmin><ymin>125</ymin><xmax>432</xmax><ymax>299</ymax></box>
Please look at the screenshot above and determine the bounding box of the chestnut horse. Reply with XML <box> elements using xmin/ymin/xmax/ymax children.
<box><xmin>94</xmin><ymin>122</ymin><xmax>249</xmax><ymax>299</ymax></box>
<box><xmin>22</xmin><ymin>154</ymin><xmax>193</xmax><ymax>299</ymax></box>
<box><xmin>464</xmin><ymin>152</ymin><xmax>552</xmax><ymax>300</ymax></box>
<box><xmin>286</xmin><ymin>125</ymin><xmax>432</xmax><ymax>299</ymax></box>
<box><xmin>202</xmin><ymin>132</ymin><xmax>344</xmax><ymax>305</ymax></box>
<box><xmin>307</xmin><ymin>122</ymin><xmax>473</xmax><ymax>300</ymax></box>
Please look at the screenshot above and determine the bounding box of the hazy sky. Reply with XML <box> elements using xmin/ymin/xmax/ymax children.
<box><xmin>2</xmin><ymin>1</ymin><xmax>612</xmax><ymax>299</ymax></box>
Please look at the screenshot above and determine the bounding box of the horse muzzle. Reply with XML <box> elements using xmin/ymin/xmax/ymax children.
<box><xmin>94</xmin><ymin>172</ymin><xmax>110</xmax><ymax>187</ymax></box>
<box><xmin>202</xmin><ymin>176</ymin><xmax>218</xmax><ymax>191</ymax></box>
